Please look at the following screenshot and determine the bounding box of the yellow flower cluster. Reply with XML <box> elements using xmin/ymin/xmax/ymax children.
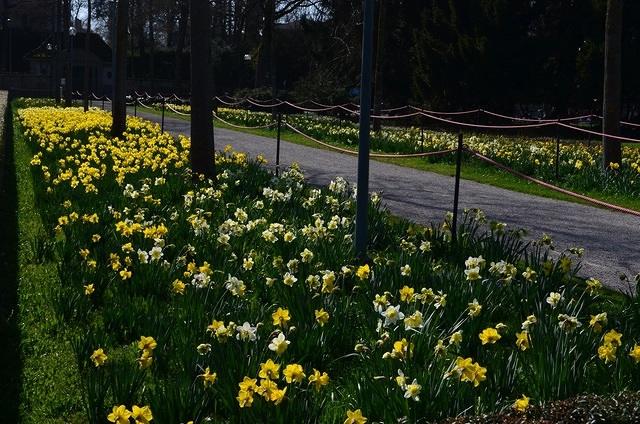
<box><xmin>18</xmin><ymin>105</ymin><xmax>640</xmax><ymax>422</ymax></box>
<box><xmin>236</xmin><ymin>360</ymin><xmax>329</xmax><ymax>408</ymax></box>
<box><xmin>107</xmin><ymin>404</ymin><xmax>153</xmax><ymax>424</ymax></box>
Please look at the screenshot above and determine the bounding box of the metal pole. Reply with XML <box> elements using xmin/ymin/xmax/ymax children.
<box><xmin>555</xmin><ymin>120</ymin><xmax>560</xmax><ymax>179</ymax></box>
<box><xmin>354</xmin><ymin>0</ymin><xmax>375</xmax><ymax>258</ymax></box>
<box><xmin>452</xmin><ymin>132</ymin><xmax>463</xmax><ymax>243</ymax></box>
<box><xmin>161</xmin><ymin>96</ymin><xmax>165</xmax><ymax>133</ymax></box>
<box><xmin>134</xmin><ymin>96</ymin><xmax>137</xmax><ymax>116</ymax></box>
<box><xmin>83</xmin><ymin>0</ymin><xmax>91</xmax><ymax>111</ymax></box>
<box><xmin>276</xmin><ymin>111</ymin><xmax>282</xmax><ymax>176</ymax></box>
<box><xmin>54</xmin><ymin>1</ymin><xmax>61</xmax><ymax>104</ymax></box>
<box><xmin>7</xmin><ymin>22</ymin><xmax>12</xmax><ymax>73</ymax></box>
<box><xmin>63</xmin><ymin>0</ymin><xmax>71</xmax><ymax>106</ymax></box>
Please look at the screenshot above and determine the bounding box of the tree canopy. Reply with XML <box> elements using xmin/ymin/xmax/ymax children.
<box><xmin>85</xmin><ymin>0</ymin><xmax>639</xmax><ymax>116</ymax></box>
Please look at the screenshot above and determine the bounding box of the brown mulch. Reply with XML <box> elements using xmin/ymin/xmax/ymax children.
<box><xmin>441</xmin><ymin>391</ymin><xmax>640</xmax><ymax>424</ymax></box>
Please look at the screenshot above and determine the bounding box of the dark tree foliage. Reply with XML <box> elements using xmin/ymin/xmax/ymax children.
<box><xmin>82</xmin><ymin>0</ymin><xmax>640</xmax><ymax>115</ymax></box>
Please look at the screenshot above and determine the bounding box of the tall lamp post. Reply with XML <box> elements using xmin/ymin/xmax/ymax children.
<box><xmin>3</xmin><ymin>17</ymin><xmax>12</xmax><ymax>73</ymax></box>
<box><xmin>354</xmin><ymin>0</ymin><xmax>375</xmax><ymax>258</ymax></box>
<box><xmin>83</xmin><ymin>0</ymin><xmax>91</xmax><ymax>111</ymax></box>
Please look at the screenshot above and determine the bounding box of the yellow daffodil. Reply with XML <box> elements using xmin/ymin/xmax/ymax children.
<box><xmin>238</xmin><ymin>376</ymin><xmax>258</xmax><ymax>392</ymax></box>
<box><xmin>479</xmin><ymin>327</ymin><xmax>501</xmax><ymax>345</ymax></box>
<box><xmin>598</xmin><ymin>343</ymin><xmax>617</xmax><ymax>364</ymax></box>
<box><xmin>137</xmin><ymin>349</ymin><xmax>153</xmax><ymax>369</ymax></box>
<box><xmin>272</xmin><ymin>307</ymin><xmax>291</xmax><ymax>328</ymax></box>
<box><xmin>449</xmin><ymin>356</ymin><xmax>487</xmax><ymax>387</ymax></box>
<box><xmin>237</xmin><ymin>389</ymin><xmax>254</xmax><ymax>408</ymax></box>
<box><xmin>603</xmin><ymin>329</ymin><xmax>622</xmax><ymax>347</ymax></box>
<box><xmin>344</xmin><ymin>409</ymin><xmax>367</xmax><ymax>424</ymax></box>
<box><xmin>589</xmin><ymin>312</ymin><xmax>608</xmax><ymax>333</ymax></box>
<box><xmin>171</xmin><ymin>279</ymin><xmax>186</xmax><ymax>294</ymax></box>
<box><xmin>131</xmin><ymin>405</ymin><xmax>153</xmax><ymax>424</ymax></box>
<box><xmin>515</xmin><ymin>331</ymin><xmax>530</xmax><ymax>351</ymax></box>
<box><xmin>629</xmin><ymin>344</ymin><xmax>640</xmax><ymax>363</ymax></box>
<box><xmin>90</xmin><ymin>348</ymin><xmax>108</xmax><ymax>367</ymax></box>
<box><xmin>355</xmin><ymin>264</ymin><xmax>370</xmax><ymax>280</ymax></box>
<box><xmin>138</xmin><ymin>336</ymin><xmax>157</xmax><ymax>352</ymax></box>
<box><xmin>283</xmin><ymin>363</ymin><xmax>305</xmax><ymax>384</ymax></box>
<box><xmin>199</xmin><ymin>367</ymin><xmax>218</xmax><ymax>387</ymax></box>
<box><xmin>513</xmin><ymin>394</ymin><xmax>530</xmax><ymax>412</ymax></box>
<box><xmin>308</xmin><ymin>369</ymin><xmax>330</xmax><ymax>391</ymax></box>
<box><xmin>259</xmin><ymin>359</ymin><xmax>280</xmax><ymax>380</ymax></box>
<box><xmin>314</xmin><ymin>308</ymin><xmax>330</xmax><ymax>326</ymax></box>
<box><xmin>107</xmin><ymin>405</ymin><xmax>131</xmax><ymax>424</ymax></box>
<box><xmin>399</xmin><ymin>285</ymin><xmax>415</xmax><ymax>303</ymax></box>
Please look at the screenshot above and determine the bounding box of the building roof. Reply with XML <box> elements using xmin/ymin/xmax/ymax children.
<box><xmin>25</xmin><ymin>31</ymin><xmax>112</xmax><ymax>63</ymax></box>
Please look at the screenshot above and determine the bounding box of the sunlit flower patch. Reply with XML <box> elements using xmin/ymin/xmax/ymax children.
<box><xmin>204</xmin><ymin>105</ymin><xmax>640</xmax><ymax>198</ymax></box>
<box><xmin>18</xmin><ymin>106</ymin><xmax>640</xmax><ymax>422</ymax></box>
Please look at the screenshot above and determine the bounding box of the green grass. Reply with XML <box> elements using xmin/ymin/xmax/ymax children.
<box><xmin>10</xmin><ymin>102</ymin><xmax>640</xmax><ymax>422</ymax></box>
<box><xmin>19</xmin><ymin>104</ymin><xmax>640</xmax><ymax>422</ymax></box>
<box><xmin>138</xmin><ymin>107</ymin><xmax>640</xmax><ymax>212</ymax></box>
<box><xmin>0</xmin><ymin>94</ymin><xmax>20</xmax><ymax>422</ymax></box>
<box><xmin>1</xmin><ymin>102</ymin><xmax>85</xmax><ymax>423</ymax></box>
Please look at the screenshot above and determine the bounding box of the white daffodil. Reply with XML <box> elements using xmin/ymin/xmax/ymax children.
<box><xmin>404</xmin><ymin>379</ymin><xmax>422</xmax><ymax>401</ymax></box>
<box><xmin>268</xmin><ymin>333</ymin><xmax>290</xmax><ymax>355</ymax></box>
<box><xmin>235</xmin><ymin>322</ymin><xmax>258</xmax><ymax>342</ymax></box>
<box><xmin>149</xmin><ymin>246</ymin><xmax>163</xmax><ymax>262</ymax></box>
<box><xmin>382</xmin><ymin>305</ymin><xmax>405</xmax><ymax>327</ymax></box>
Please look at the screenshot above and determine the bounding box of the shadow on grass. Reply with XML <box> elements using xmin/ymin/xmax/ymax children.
<box><xmin>0</xmin><ymin>99</ymin><xmax>21</xmax><ymax>422</ymax></box>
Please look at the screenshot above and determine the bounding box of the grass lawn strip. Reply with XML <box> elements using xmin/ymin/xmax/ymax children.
<box><xmin>10</xmin><ymin>101</ymin><xmax>85</xmax><ymax>423</ymax></box>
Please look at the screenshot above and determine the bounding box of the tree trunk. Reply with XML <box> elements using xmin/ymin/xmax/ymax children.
<box><xmin>602</xmin><ymin>0</ymin><xmax>623</xmax><ymax>167</ymax></box>
<box><xmin>174</xmin><ymin>0</ymin><xmax>189</xmax><ymax>86</ymax></box>
<box><xmin>54</xmin><ymin>0</ymin><xmax>61</xmax><ymax>104</ymax></box>
<box><xmin>189</xmin><ymin>0</ymin><xmax>215</xmax><ymax>177</ymax></box>
<box><xmin>63</xmin><ymin>0</ymin><xmax>72</xmax><ymax>106</ymax></box>
<box><xmin>112</xmin><ymin>0</ymin><xmax>129</xmax><ymax>138</ymax></box>
<box><xmin>372</xmin><ymin>0</ymin><xmax>385</xmax><ymax>132</ymax></box>
<box><xmin>83</xmin><ymin>0</ymin><xmax>91</xmax><ymax>111</ymax></box>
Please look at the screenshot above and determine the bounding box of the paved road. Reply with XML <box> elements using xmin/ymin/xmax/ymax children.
<box><xmin>129</xmin><ymin>108</ymin><xmax>639</xmax><ymax>292</ymax></box>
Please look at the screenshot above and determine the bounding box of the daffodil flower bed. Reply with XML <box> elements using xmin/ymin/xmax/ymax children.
<box><xmin>17</xmin><ymin>105</ymin><xmax>640</xmax><ymax>423</ymax></box>
<box><xmin>196</xmin><ymin>105</ymin><xmax>640</xmax><ymax>199</ymax></box>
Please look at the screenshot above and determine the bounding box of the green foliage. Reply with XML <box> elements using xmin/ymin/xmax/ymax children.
<box><xmin>8</xmin><ymin>103</ymin><xmax>85</xmax><ymax>423</ymax></box>
<box><xmin>13</xmin><ymin>104</ymin><xmax>640</xmax><ymax>423</ymax></box>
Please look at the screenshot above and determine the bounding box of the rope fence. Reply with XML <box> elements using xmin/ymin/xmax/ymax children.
<box><xmin>72</xmin><ymin>90</ymin><xmax>640</xmax><ymax>143</ymax></box>
<box><xmin>68</xmin><ymin>90</ymin><xmax>640</xmax><ymax>218</ymax></box>
<box><xmin>466</xmin><ymin>147</ymin><xmax>640</xmax><ymax>218</ymax></box>
<box><xmin>73</xmin><ymin>90</ymin><xmax>640</xmax><ymax>130</ymax></box>
<box><xmin>285</xmin><ymin>122</ymin><xmax>457</xmax><ymax>158</ymax></box>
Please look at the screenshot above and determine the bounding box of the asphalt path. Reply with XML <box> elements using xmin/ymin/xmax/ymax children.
<box><xmin>127</xmin><ymin>107</ymin><xmax>639</xmax><ymax>292</ymax></box>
